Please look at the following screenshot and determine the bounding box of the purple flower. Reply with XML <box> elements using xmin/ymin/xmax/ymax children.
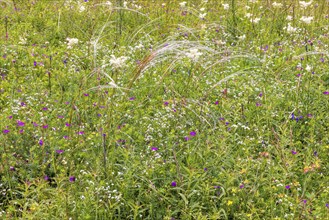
<box><xmin>8</xmin><ymin>115</ymin><xmax>13</xmax><ymax>119</ymax></box>
<box><xmin>190</xmin><ymin>131</ymin><xmax>196</xmax><ymax>136</ymax></box>
<box><xmin>184</xmin><ymin>136</ymin><xmax>190</xmax><ymax>141</ymax></box>
<box><xmin>21</xmin><ymin>102</ymin><xmax>26</xmax><ymax>106</ymax></box>
<box><xmin>164</xmin><ymin>101</ymin><xmax>169</xmax><ymax>106</ymax></box>
<box><xmin>17</xmin><ymin>120</ymin><xmax>25</xmax><ymax>127</ymax></box>
<box><xmin>259</xmin><ymin>92</ymin><xmax>263</xmax><ymax>97</ymax></box>
<box><xmin>3</xmin><ymin>129</ymin><xmax>10</xmax><ymax>134</ymax></box>
<box><xmin>65</xmin><ymin>123</ymin><xmax>71</xmax><ymax>127</ymax></box>
<box><xmin>42</xmin><ymin>107</ymin><xmax>48</xmax><ymax>111</ymax></box>
<box><xmin>63</xmin><ymin>135</ymin><xmax>69</xmax><ymax>139</ymax></box>
<box><xmin>215</xmin><ymin>101</ymin><xmax>219</xmax><ymax>105</ymax></box>
<box><xmin>323</xmin><ymin>91</ymin><xmax>329</xmax><ymax>95</ymax></box>
<box><xmin>151</xmin><ymin>147</ymin><xmax>158</xmax><ymax>151</ymax></box>
<box><xmin>56</xmin><ymin>150</ymin><xmax>64</xmax><ymax>154</ymax></box>
<box><xmin>291</xmin><ymin>150</ymin><xmax>297</xmax><ymax>155</ymax></box>
<box><xmin>19</xmin><ymin>129</ymin><xmax>24</xmax><ymax>134</ymax></box>
<box><xmin>83</xmin><ymin>93</ymin><xmax>89</xmax><ymax>96</ymax></box>
<box><xmin>78</xmin><ymin>131</ymin><xmax>84</xmax><ymax>135</ymax></box>
<box><xmin>44</xmin><ymin>176</ymin><xmax>49</xmax><ymax>181</ymax></box>
<box><xmin>42</xmin><ymin>125</ymin><xmax>48</xmax><ymax>129</ymax></box>
<box><xmin>39</xmin><ymin>139</ymin><xmax>43</xmax><ymax>146</ymax></box>
<box><xmin>204</xmin><ymin>168</ymin><xmax>208</xmax><ymax>171</ymax></box>
<box><xmin>326</xmin><ymin>203</ymin><xmax>329</xmax><ymax>208</ymax></box>
<box><xmin>256</xmin><ymin>102</ymin><xmax>262</xmax><ymax>106</ymax></box>
<box><xmin>285</xmin><ymin>185</ymin><xmax>291</xmax><ymax>189</ymax></box>
<box><xmin>10</xmin><ymin>166</ymin><xmax>15</xmax><ymax>171</ymax></box>
<box><xmin>240</xmin><ymin>184</ymin><xmax>245</xmax><ymax>189</ymax></box>
<box><xmin>69</xmin><ymin>176</ymin><xmax>76</xmax><ymax>182</ymax></box>
<box><xmin>303</xmin><ymin>199</ymin><xmax>307</xmax><ymax>204</ymax></box>
<box><xmin>33</xmin><ymin>61</ymin><xmax>37</xmax><ymax>67</ymax></box>
<box><xmin>58</xmin><ymin>115</ymin><xmax>64</xmax><ymax>119</ymax></box>
<box><xmin>33</xmin><ymin>122</ymin><xmax>38</xmax><ymax>127</ymax></box>
<box><xmin>129</xmin><ymin>96</ymin><xmax>136</xmax><ymax>101</ymax></box>
<box><xmin>171</xmin><ymin>181</ymin><xmax>177</xmax><ymax>187</ymax></box>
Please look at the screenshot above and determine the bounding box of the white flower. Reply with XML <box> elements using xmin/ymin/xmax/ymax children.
<box><xmin>79</xmin><ymin>5</ymin><xmax>86</xmax><ymax>12</ymax></box>
<box><xmin>305</xmin><ymin>65</ymin><xmax>312</xmax><ymax>72</ymax></box>
<box><xmin>238</xmin><ymin>35</ymin><xmax>246</xmax><ymax>40</ymax></box>
<box><xmin>185</xmin><ymin>48</ymin><xmax>203</xmax><ymax>61</ymax></box>
<box><xmin>300</xmin><ymin>16</ymin><xmax>313</xmax><ymax>24</ymax></box>
<box><xmin>286</xmin><ymin>15</ymin><xmax>293</xmax><ymax>21</ymax></box>
<box><xmin>299</xmin><ymin>0</ymin><xmax>313</xmax><ymax>9</ymax></box>
<box><xmin>286</xmin><ymin>23</ymin><xmax>297</xmax><ymax>33</ymax></box>
<box><xmin>109</xmin><ymin>55</ymin><xmax>128</xmax><ymax>69</ymax></box>
<box><xmin>245</xmin><ymin>13</ymin><xmax>252</xmax><ymax>18</ymax></box>
<box><xmin>245</xmin><ymin>5</ymin><xmax>251</xmax><ymax>10</ymax></box>
<box><xmin>249</xmin><ymin>0</ymin><xmax>258</xmax><ymax>3</ymax></box>
<box><xmin>18</xmin><ymin>36</ymin><xmax>27</xmax><ymax>45</ymax></box>
<box><xmin>66</xmin><ymin>38</ymin><xmax>79</xmax><ymax>49</ymax></box>
<box><xmin>200</xmin><ymin>8</ymin><xmax>205</xmax><ymax>11</ymax></box>
<box><xmin>250</xmin><ymin>17</ymin><xmax>261</xmax><ymax>23</ymax></box>
<box><xmin>272</xmin><ymin>2</ymin><xmax>283</xmax><ymax>8</ymax></box>
<box><xmin>199</xmin><ymin>13</ymin><xmax>207</xmax><ymax>19</ymax></box>
<box><xmin>179</xmin><ymin>1</ymin><xmax>187</xmax><ymax>7</ymax></box>
<box><xmin>222</xmin><ymin>4</ymin><xmax>229</xmax><ymax>10</ymax></box>
<box><xmin>105</xmin><ymin>1</ymin><xmax>112</xmax><ymax>6</ymax></box>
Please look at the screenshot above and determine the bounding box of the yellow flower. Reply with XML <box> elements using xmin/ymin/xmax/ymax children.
<box><xmin>227</xmin><ymin>200</ymin><xmax>233</xmax><ymax>206</ymax></box>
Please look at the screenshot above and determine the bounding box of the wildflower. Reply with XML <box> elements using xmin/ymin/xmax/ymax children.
<box><xmin>17</xmin><ymin>120</ymin><xmax>25</xmax><ymax>127</ymax></box>
<box><xmin>179</xmin><ymin>1</ymin><xmax>187</xmax><ymax>7</ymax></box>
<box><xmin>245</xmin><ymin>13</ymin><xmax>252</xmax><ymax>18</ymax></box>
<box><xmin>240</xmin><ymin>184</ymin><xmax>245</xmax><ymax>189</ymax></box>
<box><xmin>83</xmin><ymin>93</ymin><xmax>89</xmax><ymax>96</ymax></box>
<box><xmin>109</xmin><ymin>55</ymin><xmax>128</xmax><ymax>69</ymax></box>
<box><xmin>66</xmin><ymin>38</ymin><xmax>79</xmax><ymax>49</ymax></box>
<box><xmin>238</xmin><ymin>35</ymin><xmax>246</xmax><ymax>40</ymax></box>
<box><xmin>286</xmin><ymin>15</ymin><xmax>293</xmax><ymax>21</ymax></box>
<box><xmin>303</xmin><ymin>199</ymin><xmax>307</xmax><ymax>204</ymax></box>
<box><xmin>151</xmin><ymin>147</ymin><xmax>158</xmax><ymax>151</ymax></box>
<box><xmin>300</xmin><ymin>16</ymin><xmax>313</xmax><ymax>24</ymax></box>
<box><xmin>299</xmin><ymin>0</ymin><xmax>313</xmax><ymax>9</ymax></box>
<box><xmin>42</xmin><ymin>125</ymin><xmax>48</xmax><ymax>129</ymax></box>
<box><xmin>250</xmin><ymin>17</ymin><xmax>261</xmax><ymax>23</ymax></box>
<box><xmin>222</xmin><ymin>4</ymin><xmax>229</xmax><ymax>10</ymax></box>
<box><xmin>10</xmin><ymin>166</ymin><xmax>15</xmax><ymax>171</ymax></box>
<box><xmin>56</xmin><ymin>150</ymin><xmax>64</xmax><ymax>154</ymax></box>
<box><xmin>286</xmin><ymin>23</ymin><xmax>297</xmax><ymax>33</ymax></box>
<box><xmin>44</xmin><ymin>176</ymin><xmax>50</xmax><ymax>181</ymax></box>
<box><xmin>199</xmin><ymin>13</ymin><xmax>207</xmax><ymax>19</ymax></box>
<box><xmin>65</xmin><ymin>123</ymin><xmax>71</xmax><ymax>127</ymax></box>
<box><xmin>171</xmin><ymin>181</ymin><xmax>177</xmax><ymax>187</ymax></box>
<box><xmin>39</xmin><ymin>139</ymin><xmax>43</xmax><ymax>146</ymax></box>
<box><xmin>285</xmin><ymin>185</ymin><xmax>291</xmax><ymax>189</ymax></box>
<box><xmin>227</xmin><ymin>200</ymin><xmax>233</xmax><ymax>206</ymax></box>
<box><xmin>185</xmin><ymin>48</ymin><xmax>203</xmax><ymax>61</ymax></box>
<box><xmin>291</xmin><ymin>150</ymin><xmax>297</xmax><ymax>155</ymax></box>
<box><xmin>272</xmin><ymin>2</ymin><xmax>283</xmax><ymax>8</ymax></box>
<box><xmin>129</xmin><ymin>97</ymin><xmax>135</xmax><ymax>101</ymax></box>
<box><xmin>305</xmin><ymin>65</ymin><xmax>312</xmax><ymax>72</ymax></box>
<box><xmin>69</xmin><ymin>176</ymin><xmax>76</xmax><ymax>182</ymax></box>
<box><xmin>190</xmin><ymin>131</ymin><xmax>196</xmax><ymax>136</ymax></box>
<box><xmin>323</xmin><ymin>91</ymin><xmax>329</xmax><ymax>95</ymax></box>
<box><xmin>3</xmin><ymin>129</ymin><xmax>9</xmax><ymax>134</ymax></box>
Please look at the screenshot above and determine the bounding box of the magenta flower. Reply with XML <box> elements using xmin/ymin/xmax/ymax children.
<box><xmin>323</xmin><ymin>91</ymin><xmax>329</xmax><ymax>95</ymax></box>
<box><xmin>151</xmin><ymin>147</ymin><xmax>158</xmax><ymax>151</ymax></box>
<box><xmin>240</xmin><ymin>184</ymin><xmax>245</xmax><ymax>189</ymax></box>
<box><xmin>56</xmin><ymin>150</ymin><xmax>64</xmax><ymax>154</ymax></box>
<box><xmin>3</xmin><ymin>129</ymin><xmax>10</xmax><ymax>134</ymax></box>
<box><xmin>83</xmin><ymin>93</ymin><xmax>89</xmax><ymax>96</ymax></box>
<box><xmin>42</xmin><ymin>125</ymin><xmax>48</xmax><ymax>129</ymax></box>
<box><xmin>291</xmin><ymin>150</ymin><xmax>297</xmax><ymax>155</ymax></box>
<box><xmin>285</xmin><ymin>185</ymin><xmax>291</xmax><ymax>189</ymax></box>
<box><xmin>39</xmin><ymin>139</ymin><xmax>43</xmax><ymax>146</ymax></box>
<box><xmin>171</xmin><ymin>181</ymin><xmax>177</xmax><ymax>187</ymax></box>
<box><xmin>190</xmin><ymin>131</ymin><xmax>196</xmax><ymax>136</ymax></box>
<box><xmin>65</xmin><ymin>123</ymin><xmax>71</xmax><ymax>127</ymax></box>
<box><xmin>17</xmin><ymin>120</ymin><xmax>25</xmax><ymax>127</ymax></box>
<box><xmin>33</xmin><ymin>122</ymin><xmax>38</xmax><ymax>127</ymax></box>
<box><xmin>184</xmin><ymin>136</ymin><xmax>190</xmax><ymax>141</ymax></box>
<box><xmin>215</xmin><ymin>101</ymin><xmax>219</xmax><ymax>105</ymax></box>
<box><xmin>44</xmin><ymin>176</ymin><xmax>50</xmax><ymax>181</ymax></box>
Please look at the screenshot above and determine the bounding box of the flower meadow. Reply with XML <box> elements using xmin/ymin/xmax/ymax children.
<box><xmin>0</xmin><ymin>0</ymin><xmax>329</xmax><ymax>219</ymax></box>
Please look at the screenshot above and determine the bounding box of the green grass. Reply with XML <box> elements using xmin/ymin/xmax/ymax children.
<box><xmin>0</xmin><ymin>0</ymin><xmax>329</xmax><ymax>219</ymax></box>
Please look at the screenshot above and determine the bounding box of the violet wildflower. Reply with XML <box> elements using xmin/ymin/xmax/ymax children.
<box><xmin>17</xmin><ymin>120</ymin><xmax>25</xmax><ymax>127</ymax></box>
<box><xmin>285</xmin><ymin>185</ymin><xmax>291</xmax><ymax>189</ymax></box>
<box><xmin>215</xmin><ymin>101</ymin><xmax>219</xmax><ymax>105</ymax></box>
<box><xmin>190</xmin><ymin>131</ymin><xmax>196</xmax><ymax>136</ymax></box>
<box><xmin>69</xmin><ymin>176</ymin><xmax>76</xmax><ymax>182</ymax></box>
<box><xmin>33</xmin><ymin>122</ymin><xmax>38</xmax><ymax>127</ymax></box>
<box><xmin>78</xmin><ymin>131</ymin><xmax>84</xmax><ymax>135</ymax></box>
<box><xmin>323</xmin><ymin>91</ymin><xmax>329</xmax><ymax>95</ymax></box>
<box><xmin>129</xmin><ymin>96</ymin><xmax>135</xmax><ymax>101</ymax></box>
<box><xmin>39</xmin><ymin>139</ymin><xmax>43</xmax><ymax>146</ymax></box>
<box><xmin>303</xmin><ymin>199</ymin><xmax>307</xmax><ymax>204</ymax></box>
<box><xmin>151</xmin><ymin>147</ymin><xmax>158</xmax><ymax>151</ymax></box>
<box><xmin>83</xmin><ymin>93</ymin><xmax>89</xmax><ymax>96</ymax></box>
<box><xmin>291</xmin><ymin>150</ymin><xmax>297</xmax><ymax>155</ymax></box>
<box><xmin>42</xmin><ymin>107</ymin><xmax>48</xmax><ymax>111</ymax></box>
<box><xmin>65</xmin><ymin>123</ymin><xmax>71</xmax><ymax>127</ymax></box>
<box><xmin>44</xmin><ymin>176</ymin><xmax>49</xmax><ymax>181</ymax></box>
<box><xmin>8</xmin><ymin>115</ymin><xmax>13</xmax><ymax>119</ymax></box>
<box><xmin>3</xmin><ymin>129</ymin><xmax>10</xmax><ymax>134</ymax></box>
<box><xmin>171</xmin><ymin>181</ymin><xmax>177</xmax><ymax>187</ymax></box>
<box><xmin>164</xmin><ymin>101</ymin><xmax>169</xmax><ymax>106</ymax></box>
<box><xmin>56</xmin><ymin>150</ymin><xmax>64</xmax><ymax>154</ymax></box>
<box><xmin>63</xmin><ymin>135</ymin><xmax>69</xmax><ymax>139</ymax></box>
<box><xmin>184</xmin><ymin>136</ymin><xmax>190</xmax><ymax>141</ymax></box>
<box><xmin>42</xmin><ymin>125</ymin><xmax>48</xmax><ymax>129</ymax></box>
<box><xmin>326</xmin><ymin>203</ymin><xmax>329</xmax><ymax>208</ymax></box>
<box><xmin>10</xmin><ymin>166</ymin><xmax>15</xmax><ymax>171</ymax></box>
<box><xmin>240</xmin><ymin>184</ymin><xmax>245</xmax><ymax>189</ymax></box>
<box><xmin>58</xmin><ymin>115</ymin><xmax>64</xmax><ymax>119</ymax></box>
<box><xmin>19</xmin><ymin>129</ymin><xmax>24</xmax><ymax>134</ymax></box>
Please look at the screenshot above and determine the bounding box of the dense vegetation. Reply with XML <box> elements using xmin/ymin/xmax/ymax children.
<box><xmin>1</xmin><ymin>0</ymin><xmax>329</xmax><ymax>219</ymax></box>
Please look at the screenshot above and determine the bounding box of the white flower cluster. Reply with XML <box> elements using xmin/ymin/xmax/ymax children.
<box><xmin>66</xmin><ymin>38</ymin><xmax>79</xmax><ymax>49</ymax></box>
<box><xmin>109</xmin><ymin>55</ymin><xmax>128</xmax><ymax>69</ymax></box>
<box><xmin>185</xmin><ymin>48</ymin><xmax>203</xmax><ymax>61</ymax></box>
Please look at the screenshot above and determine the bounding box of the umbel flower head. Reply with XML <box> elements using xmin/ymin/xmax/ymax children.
<box><xmin>185</xmin><ymin>48</ymin><xmax>203</xmax><ymax>61</ymax></box>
